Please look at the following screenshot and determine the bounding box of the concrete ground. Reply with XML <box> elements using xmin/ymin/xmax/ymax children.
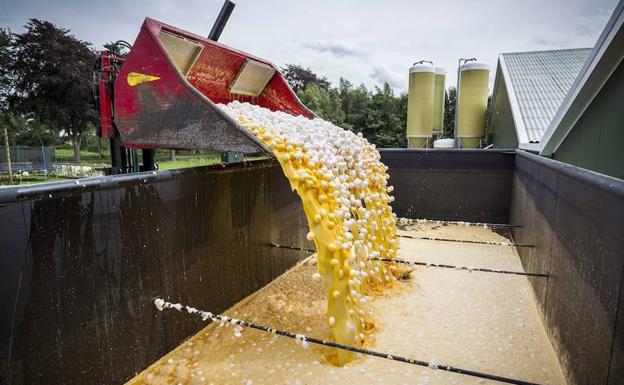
<box><xmin>127</xmin><ymin>220</ymin><xmax>566</xmax><ymax>385</ymax></box>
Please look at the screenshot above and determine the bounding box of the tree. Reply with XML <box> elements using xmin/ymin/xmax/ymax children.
<box><xmin>338</xmin><ymin>78</ymin><xmax>369</xmax><ymax>133</ymax></box>
<box><xmin>282</xmin><ymin>64</ymin><xmax>331</xmax><ymax>93</ymax></box>
<box><xmin>0</xmin><ymin>28</ymin><xmax>15</xmax><ymax>183</ymax></box>
<box><xmin>443</xmin><ymin>86</ymin><xmax>456</xmax><ymax>138</ymax></box>
<box><xmin>365</xmin><ymin>83</ymin><xmax>406</xmax><ymax>148</ymax></box>
<box><xmin>283</xmin><ymin>63</ymin><xmax>410</xmax><ymax>149</ymax></box>
<box><xmin>15</xmin><ymin>117</ymin><xmax>61</xmax><ymax>147</ymax></box>
<box><xmin>297</xmin><ymin>83</ymin><xmax>345</xmax><ymax>125</ymax></box>
<box><xmin>0</xmin><ymin>28</ymin><xmax>12</xmax><ymax>111</ymax></box>
<box><xmin>10</xmin><ymin>19</ymin><xmax>97</xmax><ymax>162</ymax></box>
<box><xmin>103</xmin><ymin>40</ymin><xmax>130</xmax><ymax>57</ymax></box>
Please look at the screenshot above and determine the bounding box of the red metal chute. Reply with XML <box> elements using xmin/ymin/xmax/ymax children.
<box><xmin>112</xmin><ymin>18</ymin><xmax>313</xmax><ymax>154</ymax></box>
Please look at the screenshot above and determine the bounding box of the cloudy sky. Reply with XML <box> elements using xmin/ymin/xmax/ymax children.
<box><xmin>0</xmin><ymin>0</ymin><xmax>618</xmax><ymax>93</ymax></box>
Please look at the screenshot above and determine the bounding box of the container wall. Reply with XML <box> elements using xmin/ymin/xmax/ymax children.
<box><xmin>0</xmin><ymin>160</ymin><xmax>308</xmax><ymax>385</ymax></box>
<box><xmin>510</xmin><ymin>150</ymin><xmax>624</xmax><ymax>385</ymax></box>
<box><xmin>380</xmin><ymin>149</ymin><xmax>515</xmax><ymax>223</ymax></box>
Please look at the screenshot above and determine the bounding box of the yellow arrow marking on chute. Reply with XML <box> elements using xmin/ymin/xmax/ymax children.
<box><xmin>127</xmin><ymin>72</ymin><xmax>161</xmax><ymax>86</ymax></box>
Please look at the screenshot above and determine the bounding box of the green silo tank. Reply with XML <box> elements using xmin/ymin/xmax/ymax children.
<box><xmin>406</xmin><ymin>64</ymin><xmax>435</xmax><ymax>148</ymax></box>
<box><xmin>457</xmin><ymin>62</ymin><xmax>489</xmax><ymax>148</ymax></box>
<box><xmin>432</xmin><ymin>67</ymin><xmax>446</xmax><ymax>136</ymax></box>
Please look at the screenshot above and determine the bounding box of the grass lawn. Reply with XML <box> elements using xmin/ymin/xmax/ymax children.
<box><xmin>55</xmin><ymin>149</ymin><xmax>227</xmax><ymax>169</ymax></box>
<box><xmin>45</xmin><ymin>148</ymin><xmax>266</xmax><ymax>172</ymax></box>
<box><xmin>1</xmin><ymin>174</ymin><xmax>74</xmax><ymax>186</ymax></box>
<box><xmin>55</xmin><ymin>148</ymin><xmax>109</xmax><ymax>167</ymax></box>
<box><xmin>156</xmin><ymin>157</ymin><xmax>222</xmax><ymax>170</ymax></box>
<box><xmin>155</xmin><ymin>151</ymin><xmax>222</xmax><ymax>170</ymax></box>
<box><xmin>55</xmin><ymin>148</ymin><xmax>104</xmax><ymax>161</ymax></box>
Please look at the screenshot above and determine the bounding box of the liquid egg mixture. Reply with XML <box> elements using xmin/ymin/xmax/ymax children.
<box><xmin>127</xmin><ymin>105</ymin><xmax>566</xmax><ymax>385</ymax></box>
<box><xmin>221</xmin><ymin>102</ymin><xmax>403</xmax><ymax>365</ymax></box>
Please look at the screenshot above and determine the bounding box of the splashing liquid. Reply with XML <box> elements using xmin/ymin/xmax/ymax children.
<box><xmin>219</xmin><ymin>102</ymin><xmax>401</xmax><ymax>365</ymax></box>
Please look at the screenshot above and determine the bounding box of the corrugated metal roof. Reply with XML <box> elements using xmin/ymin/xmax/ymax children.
<box><xmin>501</xmin><ymin>48</ymin><xmax>591</xmax><ymax>143</ymax></box>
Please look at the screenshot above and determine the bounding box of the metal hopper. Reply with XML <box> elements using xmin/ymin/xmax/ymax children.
<box><xmin>94</xmin><ymin>2</ymin><xmax>315</xmax><ymax>173</ymax></box>
<box><xmin>112</xmin><ymin>18</ymin><xmax>313</xmax><ymax>154</ymax></box>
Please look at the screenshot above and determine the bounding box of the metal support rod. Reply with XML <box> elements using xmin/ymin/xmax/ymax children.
<box><xmin>3</xmin><ymin>126</ymin><xmax>13</xmax><ymax>184</ymax></box>
<box><xmin>120</xmin><ymin>143</ymin><xmax>128</xmax><ymax>173</ymax></box>
<box><xmin>142</xmin><ymin>149</ymin><xmax>156</xmax><ymax>171</ymax></box>
<box><xmin>155</xmin><ymin>298</ymin><xmax>543</xmax><ymax>385</ymax></box>
<box><xmin>401</xmin><ymin>219</ymin><xmax>522</xmax><ymax>228</ymax></box>
<box><xmin>206</xmin><ymin>4</ymin><xmax>233</xmax><ymax>169</ymax></box>
<box><xmin>132</xmin><ymin>149</ymin><xmax>140</xmax><ymax>173</ymax></box>
<box><xmin>109</xmin><ymin>136</ymin><xmax>123</xmax><ymax>175</ymax></box>
<box><xmin>128</xmin><ymin>148</ymin><xmax>139</xmax><ymax>173</ymax></box>
<box><xmin>208</xmin><ymin>0</ymin><xmax>235</xmax><ymax>41</ymax></box>
<box><xmin>371</xmin><ymin>257</ymin><xmax>548</xmax><ymax>278</ymax></box>
<box><xmin>269</xmin><ymin>243</ymin><xmax>315</xmax><ymax>253</ymax></box>
<box><xmin>268</xmin><ymin>244</ymin><xmax>546</xmax><ymax>277</ymax></box>
<box><xmin>397</xmin><ymin>234</ymin><xmax>533</xmax><ymax>248</ymax></box>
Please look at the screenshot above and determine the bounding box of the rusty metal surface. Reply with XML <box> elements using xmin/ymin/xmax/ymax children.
<box><xmin>510</xmin><ymin>150</ymin><xmax>624</xmax><ymax>385</ymax></box>
<box><xmin>380</xmin><ymin>149</ymin><xmax>515</xmax><ymax>223</ymax></box>
<box><xmin>0</xmin><ymin>160</ymin><xmax>307</xmax><ymax>385</ymax></box>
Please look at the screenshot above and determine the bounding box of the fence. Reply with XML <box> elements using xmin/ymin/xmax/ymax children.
<box><xmin>0</xmin><ymin>146</ymin><xmax>56</xmax><ymax>173</ymax></box>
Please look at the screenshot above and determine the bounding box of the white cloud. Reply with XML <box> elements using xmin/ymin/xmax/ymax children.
<box><xmin>302</xmin><ymin>39</ymin><xmax>367</xmax><ymax>59</ymax></box>
<box><xmin>370</xmin><ymin>66</ymin><xmax>406</xmax><ymax>92</ymax></box>
<box><xmin>1</xmin><ymin>0</ymin><xmax>618</xmax><ymax>93</ymax></box>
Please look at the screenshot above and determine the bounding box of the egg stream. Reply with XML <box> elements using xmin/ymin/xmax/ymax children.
<box><xmin>218</xmin><ymin>101</ymin><xmax>401</xmax><ymax>366</ymax></box>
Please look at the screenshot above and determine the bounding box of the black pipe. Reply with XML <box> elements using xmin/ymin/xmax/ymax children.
<box><xmin>400</xmin><ymin>219</ymin><xmax>522</xmax><ymax>228</ymax></box>
<box><xmin>109</xmin><ymin>136</ymin><xmax>123</xmax><ymax>175</ymax></box>
<box><xmin>142</xmin><ymin>149</ymin><xmax>156</xmax><ymax>171</ymax></box>
<box><xmin>269</xmin><ymin>243</ymin><xmax>315</xmax><ymax>253</ymax></box>
<box><xmin>156</xmin><ymin>299</ymin><xmax>543</xmax><ymax>385</ymax></box>
<box><xmin>268</xmin><ymin>244</ymin><xmax>547</xmax><ymax>277</ymax></box>
<box><xmin>208</xmin><ymin>0</ymin><xmax>235</xmax><ymax>41</ymax></box>
<box><xmin>371</xmin><ymin>257</ymin><xmax>548</xmax><ymax>278</ymax></box>
<box><xmin>131</xmin><ymin>149</ymin><xmax>140</xmax><ymax>173</ymax></box>
<box><xmin>397</xmin><ymin>234</ymin><xmax>534</xmax><ymax>248</ymax></box>
<box><xmin>121</xmin><ymin>146</ymin><xmax>129</xmax><ymax>173</ymax></box>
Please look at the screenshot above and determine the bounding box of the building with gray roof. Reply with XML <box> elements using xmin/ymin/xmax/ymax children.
<box><xmin>487</xmin><ymin>48</ymin><xmax>591</xmax><ymax>151</ymax></box>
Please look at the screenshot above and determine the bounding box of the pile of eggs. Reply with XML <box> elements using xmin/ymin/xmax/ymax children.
<box><xmin>218</xmin><ymin>101</ymin><xmax>399</xmax><ymax>365</ymax></box>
